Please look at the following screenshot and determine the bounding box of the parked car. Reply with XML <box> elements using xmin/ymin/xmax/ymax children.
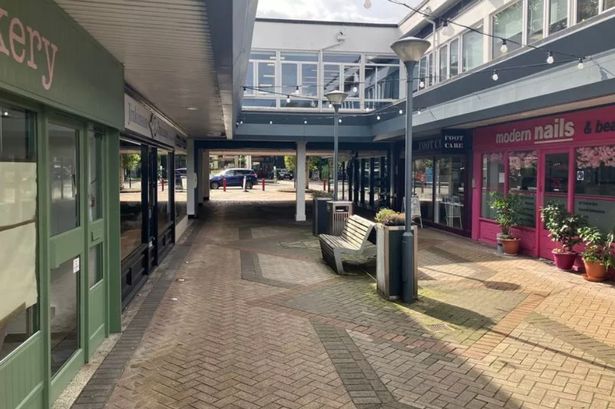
<box><xmin>210</xmin><ymin>168</ymin><xmax>258</xmax><ymax>189</ymax></box>
<box><xmin>277</xmin><ymin>168</ymin><xmax>293</xmax><ymax>180</ymax></box>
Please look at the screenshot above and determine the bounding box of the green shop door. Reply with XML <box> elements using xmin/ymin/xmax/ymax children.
<box><xmin>47</xmin><ymin>119</ymin><xmax>107</xmax><ymax>403</ymax></box>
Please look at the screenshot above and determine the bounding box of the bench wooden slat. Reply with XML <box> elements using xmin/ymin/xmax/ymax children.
<box><xmin>318</xmin><ymin>215</ymin><xmax>375</xmax><ymax>274</ymax></box>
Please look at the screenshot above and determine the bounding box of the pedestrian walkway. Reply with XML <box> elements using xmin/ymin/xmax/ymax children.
<box><xmin>72</xmin><ymin>201</ymin><xmax>615</xmax><ymax>409</ymax></box>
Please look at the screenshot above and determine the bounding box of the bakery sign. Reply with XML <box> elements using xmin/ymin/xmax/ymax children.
<box><xmin>0</xmin><ymin>6</ymin><xmax>59</xmax><ymax>91</ymax></box>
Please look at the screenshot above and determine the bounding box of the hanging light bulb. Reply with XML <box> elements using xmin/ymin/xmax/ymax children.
<box><xmin>399</xmin><ymin>109</ymin><xmax>403</xmax><ymax>115</ymax></box>
<box><xmin>310</xmin><ymin>100</ymin><xmax>316</xmax><ymax>107</ymax></box>
<box><xmin>269</xmin><ymin>120</ymin><xmax>273</xmax><ymax>125</ymax></box>
<box><xmin>363</xmin><ymin>0</ymin><xmax>372</xmax><ymax>9</ymax></box>
<box><xmin>240</xmin><ymin>120</ymin><xmax>243</xmax><ymax>124</ymax></box>
<box><xmin>441</xmin><ymin>20</ymin><xmax>454</xmax><ymax>36</ymax></box>
<box><xmin>491</xmin><ymin>70</ymin><xmax>499</xmax><ymax>81</ymax></box>
<box><xmin>500</xmin><ymin>39</ymin><xmax>508</xmax><ymax>54</ymax></box>
<box><xmin>286</xmin><ymin>95</ymin><xmax>291</xmax><ymax>103</ymax></box>
<box><xmin>304</xmin><ymin>120</ymin><xmax>308</xmax><ymax>124</ymax></box>
<box><xmin>338</xmin><ymin>118</ymin><xmax>342</xmax><ymax>124</ymax></box>
<box><xmin>546</xmin><ymin>51</ymin><xmax>554</xmax><ymax>64</ymax></box>
<box><xmin>577</xmin><ymin>57</ymin><xmax>585</xmax><ymax>70</ymax></box>
<box><xmin>419</xmin><ymin>78</ymin><xmax>425</xmax><ymax>89</ymax></box>
<box><xmin>295</xmin><ymin>85</ymin><xmax>301</xmax><ymax>94</ymax></box>
<box><xmin>328</xmin><ymin>103</ymin><xmax>333</xmax><ymax>108</ymax></box>
<box><xmin>352</xmin><ymin>86</ymin><xmax>358</xmax><ymax>93</ymax></box>
<box><xmin>376</xmin><ymin>115</ymin><xmax>381</xmax><ymax>120</ymax></box>
<box><xmin>417</xmin><ymin>109</ymin><xmax>422</xmax><ymax>115</ymax></box>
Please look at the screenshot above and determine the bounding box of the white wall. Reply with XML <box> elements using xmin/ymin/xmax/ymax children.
<box><xmin>252</xmin><ymin>20</ymin><xmax>402</xmax><ymax>54</ymax></box>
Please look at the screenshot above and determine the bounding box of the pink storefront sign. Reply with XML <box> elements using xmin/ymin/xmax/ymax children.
<box><xmin>471</xmin><ymin>104</ymin><xmax>615</xmax><ymax>259</ymax></box>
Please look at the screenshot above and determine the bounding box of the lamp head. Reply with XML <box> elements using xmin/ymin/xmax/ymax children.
<box><xmin>325</xmin><ymin>90</ymin><xmax>348</xmax><ymax>106</ymax></box>
<box><xmin>390</xmin><ymin>36</ymin><xmax>431</xmax><ymax>63</ymax></box>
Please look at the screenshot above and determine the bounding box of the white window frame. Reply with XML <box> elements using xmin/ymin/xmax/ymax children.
<box><xmin>490</xmin><ymin>0</ymin><xmax>524</xmax><ymax>59</ymax></box>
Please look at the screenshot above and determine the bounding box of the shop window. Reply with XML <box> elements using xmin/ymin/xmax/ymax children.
<box><xmin>257</xmin><ymin>61</ymin><xmax>275</xmax><ymax>93</ymax></box>
<box><xmin>545</xmin><ymin>152</ymin><xmax>569</xmax><ymax>193</ymax></box>
<box><xmin>492</xmin><ymin>1</ymin><xmax>523</xmax><ymax>58</ymax></box>
<box><xmin>462</xmin><ymin>26</ymin><xmax>484</xmax><ymax>72</ymax></box>
<box><xmin>120</xmin><ymin>140</ymin><xmax>143</xmax><ymax>260</ymax></box>
<box><xmin>343</xmin><ymin>66</ymin><xmax>361</xmax><ymax>98</ymax></box>
<box><xmin>301</xmin><ymin>64</ymin><xmax>318</xmax><ymax>97</ymax></box>
<box><xmin>281</xmin><ymin>63</ymin><xmax>298</xmax><ymax>96</ymax></box>
<box><xmin>577</xmin><ymin>0</ymin><xmax>599</xmax><ymax>22</ymax></box>
<box><xmin>576</xmin><ymin>145</ymin><xmax>615</xmax><ymax>196</ymax></box>
<box><xmin>527</xmin><ymin>0</ymin><xmax>545</xmax><ymax>43</ymax></box>
<box><xmin>50</xmin><ymin>257</ymin><xmax>79</xmax><ymax>374</ymax></box>
<box><xmin>88</xmin><ymin>244</ymin><xmax>103</xmax><ymax>288</ymax></box>
<box><xmin>509</xmin><ymin>151</ymin><xmax>538</xmax><ymax>227</ymax></box>
<box><xmin>481</xmin><ymin>153</ymin><xmax>504</xmax><ymax>219</ymax></box>
<box><xmin>438</xmin><ymin>45</ymin><xmax>448</xmax><ymax>82</ymax></box>
<box><xmin>449</xmin><ymin>39</ymin><xmax>460</xmax><ymax>77</ymax></box>
<box><xmin>413</xmin><ymin>159</ymin><xmax>435</xmax><ymax>220</ymax></box>
<box><xmin>435</xmin><ymin>157</ymin><xmax>466</xmax><ymax>229</ymax></box>
<box><xmin>365</xmin><ymin>65</ymin><xmax>400</xmax><ymax>101</ymax></box>
<box><xmin>175</xmin><ymin>154</ymin><xmax>188</xmax><ymax>223</ymax></box>
<box><xmin>549</xmin><ymin>0</ymin><xmax>568</xmax><ymax>33</ymax></box>
<box><xmin>0</xmin><ymin>106</ymin><xmax>38</xmax><ymax>362</ymax></box>
<box><xmin>157</xmin><ymin>150</ymin><xmax>173</xmax><ymax>234</ymax></box>
<box><xmin>604</xmin><ymin>0</ymin><xmax>615</xmax><ymax>10</ymax></box>
<box><xmin>49</xmin><ymin>123</ymin><xmax>80</xmax><ymax>235</ymax></box>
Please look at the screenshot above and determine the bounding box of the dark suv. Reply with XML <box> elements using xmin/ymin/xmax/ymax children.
<box><xmin>210</xmin><ymin>168</ymin><xmax>258</xmax><ymax>189</ymax></box>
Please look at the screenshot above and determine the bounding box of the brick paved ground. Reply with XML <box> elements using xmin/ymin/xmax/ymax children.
<box><xmin>80</xmin><ymin>200</ymin><xmax>615</xmax><ymax>409</ymax></box>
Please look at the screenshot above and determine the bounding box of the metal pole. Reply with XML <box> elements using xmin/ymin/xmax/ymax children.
<box><xmin>333</xmin><ymin>104</ymin><xmax>340</xmax><ymax>201</ymax></box>
<box><xmin>402</xmin><ymin>60</ymin><xmax>417</xmax><ymax>303</ymax></box>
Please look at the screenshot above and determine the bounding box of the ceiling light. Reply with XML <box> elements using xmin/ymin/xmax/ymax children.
<box><xmin>491</xmin><ymin>70</ymin><xmax>499</xmax><ymax>81</ymax></box>
<box><xmin>187</xmin><ymin>107</ymin><xmax>198</xmax><ymax>111</ymax></box>
<box><xmin>578</xmin><ymin>57</ymin><xmax>585</xmax><ymax>70</ymax></box>
<box><xmin>364</xmin><ymin>0</ymin><xmax>372</xmax><ymax>9</ymax></box>
<box><xmin>546</xmin><ymin>51</ymin><xmax>554</xmax><ymax>64</ymax></box>
<box><xmin>500</xmin><ymin>39</ymin><xmax>508</xmax><ymax>54</ymax></box>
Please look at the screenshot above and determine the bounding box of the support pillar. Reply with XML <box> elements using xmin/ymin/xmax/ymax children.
<box><xmin>187</xmin><ymin>140</ymin><xmax>197</xmax><ymax>217</ymax></box>
<box><xmin>295</xmin><ymin>141</ymin><xmax>306</xmax><ymax>222</ymax></box>
<box><xmin>199</xmin><ymin>149</ymin><xmax>210</xmax><ymax>202</ymax></box>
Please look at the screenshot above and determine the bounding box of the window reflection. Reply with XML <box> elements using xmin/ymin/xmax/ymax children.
<box><xmin>413</xmin><ymin>159</ymin><xmax>434</xmax><ymax>220</ymax></box>
<box><xmin>157</xmin><ymin>150</ymin><xmax>173</xmax><ymax>233</ymax></box>
<box><xmin>120</xmin><ymin>140</ymin><xmax>143</xmax><ymax>260</ymax></box>
<box><xmin>492</xmin><ymin>1</ymin><xmax>523</xmax><ymax>58</ymax></box>
<box><xmin>509</xmin><ymin>151</ymin><xmax>538</xmax><ymax>227</ymax></box>
<box><xmin>50</xmin><ymin>257</ymin><xmax>79</xmax><ymax>374</ymax></box>
<box><xmin>175</xmin><ymin>154</ymin><xmax>188</xmax><ymax>223</ymax></box>
<box><xmin>481</xmin><ymin>153</ymin><xmax>504</xmax><ymax>219</ymax></box>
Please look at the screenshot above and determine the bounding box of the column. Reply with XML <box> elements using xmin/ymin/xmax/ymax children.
<box><xmin>200</xmin><ymin>149</ymin><xmax>210</xmax><ymax>202</ymax></box>
<box><xmin>187</xmin><ymin>141</ymin><xmax>197</xmax><ymax>217</ymax></box>
<box><xmin>295</xmin><ymin>141</ymin><xmax>306</xmax><ymax>222</ymax></box>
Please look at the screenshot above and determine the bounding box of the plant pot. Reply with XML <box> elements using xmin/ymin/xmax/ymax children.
<box><xmin>497</xmin><ymin>236</ymin><xmax>520</xmax><ymax>255</ymax></box>
<box><xmin>583</xmin><ymin>259</ymin><xmax>609</xmax><ymax>282</ymax></box>
<box><xmin>552</xmin><ymin>251</ymin><xmax>577</xmax><ymax>270</ymax></box>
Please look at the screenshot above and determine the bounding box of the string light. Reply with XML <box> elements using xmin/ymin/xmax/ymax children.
<box><xmin>286</xmin><ymin>95</ymin><xmax>291</xmax><ymax>103</ymax></box>
<box><xmin>304</xmin><ymin>120</ymin><xmax>308</xmax><ymax>124</ymax></box>
<box><xmin>376</xmin><ymin>115</ymin><xmax>381</xmax><ymax>120</ymax></box>
<box><xmin>500</xmin><ymin>39</ymin><xmax>508</xmax><ymax>54</ymax></box>
<box><xmin>352</xmin><ymin>86</ymin><xmax>358</xmax><ymax>93</ymax></box>
<box><xmin>269</xmin><ymin>120</ymin><xmax>273</xmax><ymax>125</ymax></box>
<box><xmin>491</xmin><ymin>70</ymin><xmax>499</xmax><ymax>81</ymax></box>
<box><xmin>546</xmin><ymin>51</ymin><xmax>554</xmax><ymax>64</ymax></box>
<box><xmin>295</xmin><ymin>85</ymin><xmax>300</xmax><ymax>94</ymax></box>
<box><xmin>338</xmin><ymin>118</ymin><xmax>342</xmax><ymax>123</ymax></box>
<box><xmin>577</xmin><ymin>57</ymin><xmax>585</xmax><ymax>70</ymax></box>
<box><xmin>419</xmin><ymin>78</ymin><xmax>425</xmax><ymax>88</ymax></box>
<box><xmin>399</xmin><ymin>109</ymin><xmax>403</xmax><ymax>115</ymax></box>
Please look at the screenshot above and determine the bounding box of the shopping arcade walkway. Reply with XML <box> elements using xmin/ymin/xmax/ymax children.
<box><xmin>69</xmin><ymin>200</ymin><xmax>615</xmax><ymax>409</ymax></box>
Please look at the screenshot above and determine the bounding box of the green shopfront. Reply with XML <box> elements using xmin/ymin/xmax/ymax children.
<box><xmin>0</xmin><ymin>1</ymin><xmax>123</xmax><ymax>408</ymax></box>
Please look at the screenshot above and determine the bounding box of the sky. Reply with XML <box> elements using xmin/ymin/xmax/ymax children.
<box><xmin>256</xmin><ymin>0</ymin><xmax>411</xmax><ymax>24</ymax></box>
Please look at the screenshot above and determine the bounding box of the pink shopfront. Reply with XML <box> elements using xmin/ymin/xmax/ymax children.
<box><xmin>472</xmin><ymin>105</ymin><xmax>615</xmax><ymax>258</ymax></box>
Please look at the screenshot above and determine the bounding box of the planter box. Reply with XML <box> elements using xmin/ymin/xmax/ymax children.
<box><xmin>312</xmin><ymin>198</ymin><xmax>330</xmax><ymax>235</ymax></box>
<box><xmin>376</xmin><ymin>224</ymin><xmax>404</xmax><ymax>300</ymax></box>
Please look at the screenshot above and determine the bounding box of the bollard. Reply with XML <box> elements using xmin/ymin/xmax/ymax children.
<box><xmin>262</xmin><ymin>178</ymin><xmax>265</xmax><ymax>191</ymax></box>
<box><xmin>223</xmin><ymin>177</ymin><xmax>227</xmax><ymax>192</ymax></box>
<box><xmin>243</xmin><ymin>175</ymin><xmax>247</xmax><ymax>192</ymax></box>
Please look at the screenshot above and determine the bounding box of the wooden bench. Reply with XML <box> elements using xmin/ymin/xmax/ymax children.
<box><xmin>318</xmin><ymin>215</ymin><xmax>376</xmax><ymax>274</ymax></box>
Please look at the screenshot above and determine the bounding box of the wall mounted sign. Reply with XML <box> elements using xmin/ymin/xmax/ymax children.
<box><xmin>0</xmin><ymin>0</ymin><xmax>123</xmax><ymax>128</ymax></box>
<box><xmin>475</xmin><ymin>105</ymin><xmax>615</xmax><ymax>149</ymax></box>
<box><xmin>414</xmin><ymin>130</ymin><xmax>468</xmax><ymax>154</ymax></box>
<box><xmin>124</xmin><ymin>94</ymin><xmax>186</xmax><ymax>149</ymax></box>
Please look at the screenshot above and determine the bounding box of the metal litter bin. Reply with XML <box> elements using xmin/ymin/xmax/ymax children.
<box><xmin>312</xmin><ymin>198</ymin><xmax>331</xmax><ymax>235</ymax></box>
<box><xmin>328</xmin><ymin>201</ymin><xmax>353</xmax><ymax>235</ymax></box>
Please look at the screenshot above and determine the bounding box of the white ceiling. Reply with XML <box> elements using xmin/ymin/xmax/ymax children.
<box><xmin>55</xmin><ymin>0</ymin><xmax>229</xmax><ymax>138</ymax></box>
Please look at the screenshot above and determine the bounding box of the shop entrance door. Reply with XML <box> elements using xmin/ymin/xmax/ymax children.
<box><xmin>538</xmin><ymin>150</ymin><xmax>571</xmax><ymax>259</ymax></box>
<box><xmin>146</xmin><ymin>147</ymin><xmax>158</xmax><ymax>269</ymax></box>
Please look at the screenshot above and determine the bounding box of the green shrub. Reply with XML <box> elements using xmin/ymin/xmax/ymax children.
<box><xmin>540</xmin><ymin>203</ymin><xmax>586</xmax><ymax>253</ymax></box>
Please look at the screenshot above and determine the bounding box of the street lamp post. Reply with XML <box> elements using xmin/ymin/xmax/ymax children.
<box><xmin>325</xmin><ymin>90</ymin><xmax>348</xmax><ymax>201</ymax></box>
<box><xmin>391</xmin><ymin>37</ymin><xmax>431</xmax><ymax>303</ymax></box>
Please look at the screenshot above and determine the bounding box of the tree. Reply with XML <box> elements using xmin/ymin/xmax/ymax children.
<box><xmin>284</xmin><ymin>155</ymin><xmax>296</xmax><ymax>171</ymax></box>
<box><xmin>121</xmin><ymin>153</ymin><xmax>141</xmax><ymax>188</ymax></box>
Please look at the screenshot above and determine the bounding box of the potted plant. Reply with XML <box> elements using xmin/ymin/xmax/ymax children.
<box><xmin>374</xmin><ymin>208</ymin><xmax>406</xmax><ymax>300</ymax></box>
<box><xmin>540</xmin><ymin>203</ymin><xmax>587</xmax><ymax>270</ymax></box>
<box><xmin>489</xmin><ymin>193</ymin><xmax>523</xmax><ymax>255</ymax></box>
<box><xmin>578</xmin><ymin>226</ymin><xmax>614</xmax><ymax>282</ymax></box>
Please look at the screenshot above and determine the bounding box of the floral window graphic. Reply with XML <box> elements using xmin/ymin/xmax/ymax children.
<box><xmin>576</xmin><ymin>145</ymin><xmax>615</xmax><ymax>197</ymax></box>
<box><xmin>576</xmin><ymin>145</ymin><xmax>615</xmax><ymax>169</ymax></box>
